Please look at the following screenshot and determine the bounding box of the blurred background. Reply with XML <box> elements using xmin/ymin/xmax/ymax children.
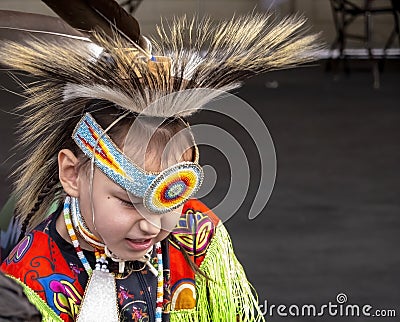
<box><xmin>0</xmin><ymin>0</ymin><xmax>399</xmax><ymax>321</ymax></box>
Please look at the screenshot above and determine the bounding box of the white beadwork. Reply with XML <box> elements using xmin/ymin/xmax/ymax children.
<box><xmin>77</xmin><ymin>270</ymin><xmax>119</xmax><ymax>322</ymax></box>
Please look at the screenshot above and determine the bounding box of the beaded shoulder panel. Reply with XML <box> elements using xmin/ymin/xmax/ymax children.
<box><xmin>167</xmin><ymin>199</ymin><xmax>220</xmax><ymax>311</ymax></box>
<box><xmin>1</xmin><ymin>230</ymin><xmax>84</xmax><ymax>322</ymax></box>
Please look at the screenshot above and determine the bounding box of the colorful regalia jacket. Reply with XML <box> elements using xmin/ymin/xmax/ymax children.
<box><xmin>1</xmin><ymin>199</ymin><xmax>264</xmax><ymax>321</ymax></box>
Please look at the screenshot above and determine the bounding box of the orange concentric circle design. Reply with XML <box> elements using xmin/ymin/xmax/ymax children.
<box><xmin>143</xmin><ymin>162</ymin><xmax>203</xmax><ymax>213</ymax></box>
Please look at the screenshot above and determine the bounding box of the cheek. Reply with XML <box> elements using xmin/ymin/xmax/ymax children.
<box><xmin>155</xmin><ymin>230</ymin><xmax>170</xmax><ymax>243</ymax></box>
<box><xmin>160</xmin><ymin>208</ymin><xmax>183</xmax><ymax>232</ymax></box>
<box><xmin>84</xmin><ymin>196</ymin><xmax>135</xmax><ymax>237</ymax></box>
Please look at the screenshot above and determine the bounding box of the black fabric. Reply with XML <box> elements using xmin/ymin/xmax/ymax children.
<box><xmin>0</xmin><ymin>271</ymin><xmax>41</xmax><ymax>322</ymax></box>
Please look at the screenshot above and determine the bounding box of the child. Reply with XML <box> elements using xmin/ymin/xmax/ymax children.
<box><xmin>0</xmin><ymin>1</ymin><xmax>320</xmax><ymax>321</ymax></box>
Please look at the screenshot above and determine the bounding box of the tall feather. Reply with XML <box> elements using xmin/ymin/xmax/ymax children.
<box><xmin>0</xmin><ymin>13</ymin><xmax>322</xmax><ymax>229</ymax></box>
<box><xmin>0</xmin><ymin>10</ymin><xmax>88</xmax><ymax>42</ymax></box>
<box><xmin>42</xmin><ymin>0</ymin><xmax>140</xmax><ymax>44</ymax></box>
<box><xmin>0</xmin><ymin>10</ymin><xmax>84</xmax><ymax>36</ymax></box>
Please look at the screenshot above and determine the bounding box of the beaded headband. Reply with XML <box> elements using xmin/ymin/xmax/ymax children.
<box><xmin>72</xmin><ymin>113</ymin><xmax>203</xmax><ymax>214</ymax></box>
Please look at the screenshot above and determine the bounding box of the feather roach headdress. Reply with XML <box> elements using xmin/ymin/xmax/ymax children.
<box><xmin>0</xmin><ymin>1</ymin><xmax>321</xmax><ymax>230</ymax></box>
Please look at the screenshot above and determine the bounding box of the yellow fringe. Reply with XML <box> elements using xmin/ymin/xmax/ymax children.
<box><xmin>194</xmin><ymin>223</ymin><xmax>265</xmax><ymax>322</ymax></box>
<box><xmin>170</xmin><ymin>308</ymin><xmax>198</xmax><ymax>321</ymax></box>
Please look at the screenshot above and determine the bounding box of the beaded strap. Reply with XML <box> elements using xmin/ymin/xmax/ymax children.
<box><xmin>71</xmin><ymin>197</ymin><xmax>103</xmax><ymax>248</ymax></box>
<box><xmin>64</xmin><ymin>196</ymin><xmax>93</xmax><ymax>275</ymax></box>
<box><xmin>155</xmin><ymin>243</ymin><xmax>163</xmax><ymax>322</ymax></box>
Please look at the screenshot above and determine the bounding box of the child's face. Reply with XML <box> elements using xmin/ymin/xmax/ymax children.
<box><xmin>77</xmin><ymin>168</ymin><xmax>183</xmax><ymax>261</ymax></box>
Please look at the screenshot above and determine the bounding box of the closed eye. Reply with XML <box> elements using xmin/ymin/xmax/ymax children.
<box><xmin>119</xmin><ymin>198</ymin><xmax>136</xmax><ymax>208</ymax></box>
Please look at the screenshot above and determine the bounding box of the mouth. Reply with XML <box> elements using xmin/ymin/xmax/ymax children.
<box><xmin>125</xmin><ymin>238</ymin><xmax>153</xmax><ymax>251</ymax></box>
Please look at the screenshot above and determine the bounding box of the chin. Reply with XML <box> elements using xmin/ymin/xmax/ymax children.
<box><xmin>126</xmin><ymin>252</ymin><xmax>147</xmax><ymax>262</ymax></box>
<box><xmin>116</xmin><ymin>248</ymin><xmax>149</xmax><ymax>262</ymax></box>
<box><xmin>104</xmin><ymin>246</ymin><xmax>142</xmax><ymax>263</ymax></box>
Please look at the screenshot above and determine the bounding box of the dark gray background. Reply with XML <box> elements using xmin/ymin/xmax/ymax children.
<box><xmin>1</xmin><ymin>60</ymin><xmax>399</xmax><ymax>321</ymax></box>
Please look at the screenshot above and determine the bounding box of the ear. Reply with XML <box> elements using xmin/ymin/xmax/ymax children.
<box><xmin>58</xmin><ymin>149</ymin><xmax>81</xmax><ymax>197</ymax></box>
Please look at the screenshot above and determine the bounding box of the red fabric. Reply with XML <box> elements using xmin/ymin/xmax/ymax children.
<box><xmin>1</xmin><ymin>232</ymin><xmax>83</xmax><ymax>321</ymax></box>
<box><xmin>168</xmin><ymin>199</ymin><xmax>220</xmax><ymax>310</ymax></box>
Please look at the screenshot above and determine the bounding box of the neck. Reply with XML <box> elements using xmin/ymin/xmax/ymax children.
<box><xmin>55</xmin><ymin>213</ymin><xmax>95</xmax><ymax>251</ymax></box>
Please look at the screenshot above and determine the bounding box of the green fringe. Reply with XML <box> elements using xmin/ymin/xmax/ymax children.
<box><xmin>6</xmin><ymin>275</ymin><xmax>63</xmax><ymax>322</ymax></box>
<box><xmin>195</xmin><ymin>223</ymin><xmax>265</xmax><ymax>322</ymax></box>
<box><xmin>170</xmin><ymin>308</ymin><xmax>198</xmax><ymax>321</ymax></box>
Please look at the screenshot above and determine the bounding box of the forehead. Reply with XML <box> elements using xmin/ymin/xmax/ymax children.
<box><xmin>95</xmin><ymin>170</ymin><xmax>139</xmax><ymax>198</ymax></box>
<box><xmin>121</xmin><ymin>123</ymin><xmax>194</xmax><ymax>173</ymax></box>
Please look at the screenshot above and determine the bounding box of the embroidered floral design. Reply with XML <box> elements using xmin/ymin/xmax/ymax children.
<box><xmin>37</xmin><ymin>274</ymin><xmax>82</xmax><ymax>319</ymax></box>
